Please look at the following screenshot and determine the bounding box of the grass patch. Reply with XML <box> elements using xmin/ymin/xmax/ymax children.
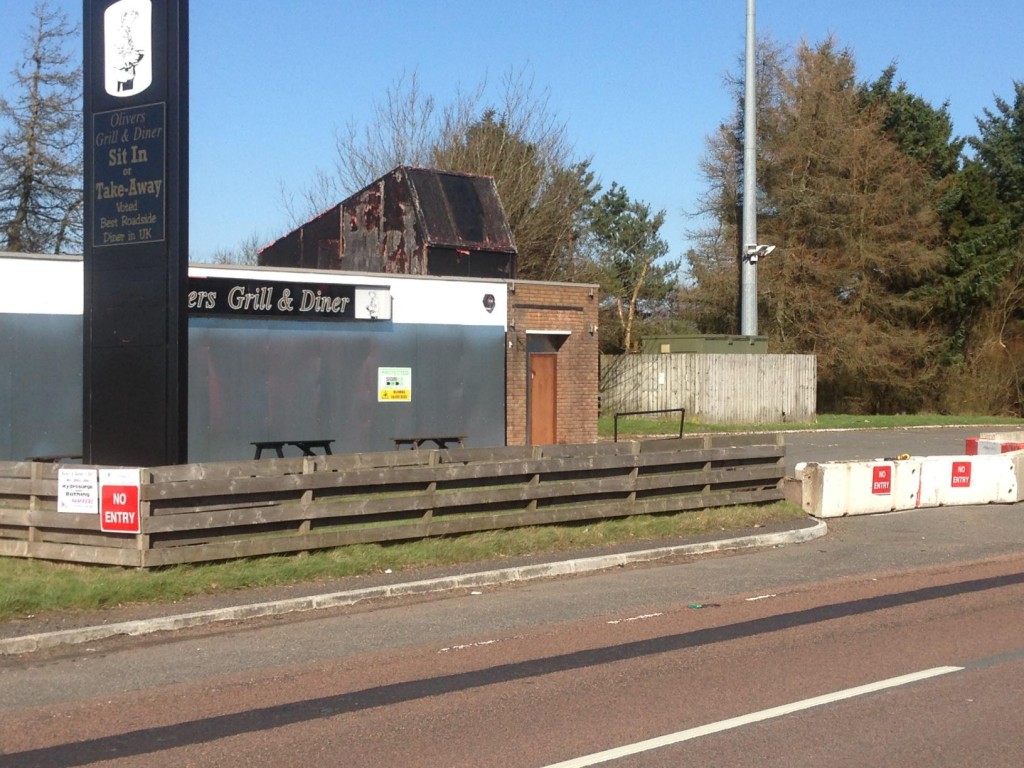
<box><xmin>0</xmin><ymin>501</ymin><xmax>805</xmax><ymax>620</ymax></box>
<box><xmin>599</xmin><ymin>412</ymin><xmax>1024</xmax><ymax>437</ymax></box>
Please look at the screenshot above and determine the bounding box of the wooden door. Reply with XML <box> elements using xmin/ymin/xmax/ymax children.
<box><xmin>529</xmin><ymin>353</ymin><xmax>557</xmax><ymax>445</ymax></box>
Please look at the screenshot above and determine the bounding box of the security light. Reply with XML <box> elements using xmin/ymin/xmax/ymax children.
<box><xmin>744</xmin><ymin>244</ymin><xmax>776</xmax><ymax>263</ymax></box>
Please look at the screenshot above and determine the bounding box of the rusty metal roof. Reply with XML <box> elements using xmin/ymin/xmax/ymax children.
<box><xmin>402</xmin><ymin>168</ymin><xmax>516</xmax><ymax>253</ymax></box>
<box><xmin>258</xmin><ymin>167</ymin><xmax>518</xmax><ymax>275</ymax></box>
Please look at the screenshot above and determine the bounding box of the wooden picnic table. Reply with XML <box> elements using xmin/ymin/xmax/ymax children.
<box><xmin>251</xmin><ymin>440</ymin><xmax>334</xmax><ymax>459</ymax></box>
<box><xmin>393</xmin><ymin>435</ymin><xmax>466</xmax><ymax>450</ymax></box>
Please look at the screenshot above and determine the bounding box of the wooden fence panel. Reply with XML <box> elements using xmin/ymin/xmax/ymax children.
<box><xmin>0</xmin><ymin>436</ymin><xmax>786</xmax><ymax>568</ymax></box>
<box><xmin>600</xmin><ymin>353</ymin><xmax>817</xmax><ymax>424</ymax></box>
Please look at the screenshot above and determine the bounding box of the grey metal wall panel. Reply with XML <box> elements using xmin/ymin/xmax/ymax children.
<box><xmin>187</xmin><ymin>318</ymin><xmax>505</xmax><ymax>461</ymax></box>
<box><xmin>0</xmin><ymin>313</ymin><xmax>505</xmax><ymax>463</ymax></box>
<box><xmin>0</xmin><ymin>314</ymin><xmax>82</xmax><ymax>459</ymax></box>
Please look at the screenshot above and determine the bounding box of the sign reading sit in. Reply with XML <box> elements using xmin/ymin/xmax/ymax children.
<box><xmin>92</xmin><ymin>101</ymin><xmax>166</xmax><ymax>247</ymax></box>
<box><xmin>83</xmin><ymin>0</ymin><xmax>189</xmax><ymax>467</ymax></box>
<box><xmin>99</xmin><ymin>468</ymin><xmax>142</xmax><ymax>533</ymax></box>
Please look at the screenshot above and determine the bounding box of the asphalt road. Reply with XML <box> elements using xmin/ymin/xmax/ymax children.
<box><xmin>6</xmin><ymin>549</ymin><xmax>1022</xmax><ymax>767</ymax></box>
<box><xmin>781</xmin><ymin>425</ymin><xmax>986</xmax><ymax>476</ymax></box>
<box><xmin>1</xmin><ymin>426</ymin><xmax>1022</xmax><ymax>767</ymax></box>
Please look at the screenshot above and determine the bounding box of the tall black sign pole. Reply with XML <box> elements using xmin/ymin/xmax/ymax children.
<box><xmin>83</xmin><ymin>0</ymin><xmax>189</xmax><ymax>466</ymax></box>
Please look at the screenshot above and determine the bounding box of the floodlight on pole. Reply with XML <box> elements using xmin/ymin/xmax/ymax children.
<box><xmin>745</xmin><ymin>244</ymin><xmax>775</xmax><ymax>263</ymax></box>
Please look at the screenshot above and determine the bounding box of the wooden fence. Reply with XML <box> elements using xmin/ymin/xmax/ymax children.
<box><xmin>0</xmin><ymin>436</ymin><xmax>785</xmax><ymax>568</ymax></box>
<box><xmin>601</xmin><ymin>353</ymin><xmax>817</xmax><ymax>424</ymax></box>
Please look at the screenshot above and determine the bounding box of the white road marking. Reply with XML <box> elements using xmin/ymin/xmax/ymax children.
<box><xmin>607</xmin><ymin>613</ymin><xmax>663</xmax><ymax>625</ymax></box>
<box><xmin>438</xmin><ymin>639</ymin><xmax>498</xmax><ymax>653</ymax></box>
<box><xmin>745</xmin><ymin>594</ymin><xmax>777</xmax><ymax>601</ymax></box>
<box><xmin>538</xmin><ymin>666</ymin><xmax>964</xmax><ymax>768</ymax></box>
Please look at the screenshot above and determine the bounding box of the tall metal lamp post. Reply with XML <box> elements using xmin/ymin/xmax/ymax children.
<box><xmin>740</xmin><ymin>0</ymin><xmax>770</xmax><ymax>337</ymax></box>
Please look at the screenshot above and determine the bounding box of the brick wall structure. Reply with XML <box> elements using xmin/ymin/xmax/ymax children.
<box><xmin>505</xmin><ymin>281</ymin><xmax>599</xmax><ymax>446</ymax></box>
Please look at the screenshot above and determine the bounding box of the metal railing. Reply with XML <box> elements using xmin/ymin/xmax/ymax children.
<box><xmin>613</xmin><ymin>408</ymin><xmax>685</xmax><ymax>442</ymax></box>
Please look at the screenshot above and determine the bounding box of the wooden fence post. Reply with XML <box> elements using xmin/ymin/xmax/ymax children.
<box><xmin>703</xmin><ymin>435</ymin><xmax>714</xmax><ymax>493</ymax></box>
<box><xmin>422</xmin><ymin>450</ymin><xmax>441</xmax><ymax>531</ymax></box>
<box><xmin>299</xmin><ymin>456</ymin><xmax>316</xmax><ymax>536</ymax></box>
<box><xmin>628</xmin><ymin>441</ymin><xmax>641</xmax><ymax>508</ymax></box>
<box><xmin>137</xmin><ymin>468</ymin><xmax>151</xmax><ymax>569</ymax></box>
<box><xmin>27</xmin><ymin>461</ymin><xmax>42</xmax><ymax>558</ymax></box>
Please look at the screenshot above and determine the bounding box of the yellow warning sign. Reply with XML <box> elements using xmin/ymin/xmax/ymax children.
<box><xmin>378</xmin><ymin>367</ymin><xmax>412</xmax><ymax>402</ymax></box>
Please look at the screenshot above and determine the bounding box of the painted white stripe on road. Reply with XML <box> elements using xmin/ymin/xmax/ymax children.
<box><xmin>438</xmin><ymin>639</ymin><xmax>498</xmax><ymax>653</ymax></box>
<box><xmin>607</xmin><ymin>613</ymin><xmax>664</xmax><ymax>625</ymax></box>
<box><xmin>539</xmin><ymin>666</ymin><xmax>964</xmax><ymax>768</ymax></box>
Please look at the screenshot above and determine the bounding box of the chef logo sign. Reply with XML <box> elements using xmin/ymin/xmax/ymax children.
<box><xmin>99</xmin><ymin>468</ymin><xmax>142</xmax><ymax>533</ymax></box>
<box><xmin>92</xmin><ymin>0</ymin><xmax>164</xmax><ymax>248</ymax></box>
<box><xmin>104</xmin><ymin>0</ymin><xmax>153</xmax><ymax>97</ymax></box>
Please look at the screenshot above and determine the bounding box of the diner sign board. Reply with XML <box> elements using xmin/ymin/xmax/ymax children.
<box><xmin>92</xmin><ymin>101</ymin><xmax>166</xmax><ymax>247</ymax></box>
<box><xmin>187</xmin><ymin>277</ymin><xmax>391</xmax><ymax>321</ymax></box>
<box><xmin>83</xmin><ymin>0</ymin><xmax>189</xmax><ymax>467</ymax></box>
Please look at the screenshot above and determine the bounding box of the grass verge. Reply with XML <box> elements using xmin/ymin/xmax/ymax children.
<box><xmin>0</xmin><ymin>501</ymin><xmax>805</xmax><ymax>621</ymax></box>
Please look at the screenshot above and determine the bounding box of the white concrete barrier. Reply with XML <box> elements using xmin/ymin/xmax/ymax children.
<box><xmin>917</xmin><ymin>454</ymin><xmax>1022</xmax><ymax>507</ymax></box>
<box><xmin>792</xmin><ymin>451</ymin><xmax>1024</xmax><ymax>518</ymax></box>
<box><xmin>793</xmin><ymin>459</ymin><xmax>920</xmax><ymax>518</ymax></box>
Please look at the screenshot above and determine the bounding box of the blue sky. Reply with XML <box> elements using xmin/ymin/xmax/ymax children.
<box><xmin>2</xmin><ymin>1</ymin><xmax>1023</xmax><ymax>264</ymax></box>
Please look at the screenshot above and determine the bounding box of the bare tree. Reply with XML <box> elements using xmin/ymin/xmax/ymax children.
<box><xmin>287</xmin><ymin>68</ymin><xmax>596</xmax><ymax>281</ymax></box>
<box><xmin>335</xmin><ymin>71</ymin><xmax>442</xmax><ymax>193</ymax></box>
<box><xmin>0</xmin><ymin>1</ymin><xmax>81</xmax><ymax>254</ymax></box>
<box><xmin>278</xmin><ymin>167</ymin><xmax>342</xmax><ymax>230</ymax></box>
<box><xmin>201</xmin><ymin>231</ymin><xmax>266</xmax><ymax>266</ymax></box>
<box><xmin>431</xmin><ymin>71</ymin><xmax>597</xmax><ymax>280</ymax></box>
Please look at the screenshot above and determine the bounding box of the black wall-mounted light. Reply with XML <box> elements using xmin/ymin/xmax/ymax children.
<box><xmin>483</xmin><ymin>293</ymin><xmax>496</xmax><ymax>313</ymax></box>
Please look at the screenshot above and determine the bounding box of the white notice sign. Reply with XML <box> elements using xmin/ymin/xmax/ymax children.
<box><xmin>58</xmin><ymin>468</ymin><xmax>100</xmax><ymax>514</ymax></box>
<box><xmin>378</xmin><ymin>367</ymin><xmax>412</xmax><ymax>402</ymax></box>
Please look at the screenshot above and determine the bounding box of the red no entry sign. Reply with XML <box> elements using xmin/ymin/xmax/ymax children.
<box><xmin>99</xmin><ymin>468</ymin><xmax>141</xmax><ymax>533</ymax></box>
<box><xmin>871</xmin><ymin>465</ymin><xmax>892</xmax><ymax>495</ymax></box>
<box><xmin>951</xmin><ymin>461</ymin><xmax>973</xmax><ymax>488</ymax></box>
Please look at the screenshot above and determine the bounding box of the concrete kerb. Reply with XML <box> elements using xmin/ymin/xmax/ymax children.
<box><xmin>0</xmin><ymin>519</ymin><xmax>827</xmax><ymax>656</ymax></box>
